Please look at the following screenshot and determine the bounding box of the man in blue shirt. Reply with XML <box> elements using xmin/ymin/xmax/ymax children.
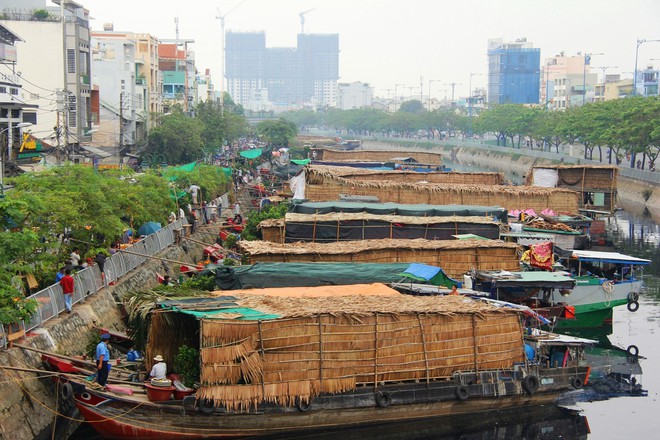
<box><xmin>96</xmin><ymin>333</ymin><xmax>111</xmax><ymax>388</ymax></box>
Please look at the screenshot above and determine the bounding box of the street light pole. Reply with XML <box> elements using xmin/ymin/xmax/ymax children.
<box><xmin>634</xmin><ymin>39</ymin><xmax>660</xmax><ymax>96</ymax></box>
<box><xmin>0</xmin><ymin>122</ymin><xmax>33</xmax><ymax>194</ymax></box>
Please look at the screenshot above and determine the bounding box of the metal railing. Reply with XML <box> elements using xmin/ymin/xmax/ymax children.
<box><xmin>1</xmin><ymin>219</ymin><xmax>183</xmax><ymax>349</ymax></box>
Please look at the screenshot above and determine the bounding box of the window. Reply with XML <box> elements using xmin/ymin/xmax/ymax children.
<box><xmin>0</xmin><ymin>86</ymin><xmax>5</xmax><ymax>93</ymax></box>
<box><xmin>67</xmin><ymin>49</ymin><xmax>76</xmax><ymax>73</ymax></box>
<box><xmin>23</xmin><ymin>112</ymin><xmax>37</xmax><ymax>124</ymax></box>
<box><xmin>10</xmin><ymin>88</ymin><xmax>18</xmax><ymax>95</ymax></box>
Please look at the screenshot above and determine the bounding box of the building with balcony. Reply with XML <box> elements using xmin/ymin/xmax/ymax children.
<box><xmin>159</xmin><ymin>39</ymin><xmax>196</xmax><ymax>114</ymax></box>
<box><xmin>487</xmin><ymin>38</ymin><xmax>540</xmax><ymax>105</ymax></box>
<box><xmin>0</xmin><ymin>0</ymin><xmax>94</xmax><ymax>156</ymax></box>
<box><xmin>542</xmin><ymin>53</ymin><xmax>598</xmax><ymax>109</ymax></box>
<box><xmin>0</xmin><ymin>22</ymin><xmax>39</xmax><ymax>178</ymax></box>
<box><xmin>636</xmin><ymin>65</ymin><xmax>660</xmax><ymax>97</ymax></box>
<box><xmin>225</xmin><ymin>31</ymin><xmax>339</xmax><ymax>112</ymax></box>
<box><xmin>91</xmin><ymin>30</ymin><xmax>147</xmax><ymax>158</ymax></box>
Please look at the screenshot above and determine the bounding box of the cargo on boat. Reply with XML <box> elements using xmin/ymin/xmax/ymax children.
<box><xmin>237</xmin><ymin>238</ymin><xmax>521</xmax><ymax>279</ymax></box>
<box><xmin>67</xmin><ymin>284</ymin><xmax>592</xmax><ymax>439</ymax></box>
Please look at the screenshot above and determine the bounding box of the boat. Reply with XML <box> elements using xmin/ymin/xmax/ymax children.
<box><xmin>549</xmin><ymin>249</ymin><xmax>651</xmax><ymax>328</ymax></box>
<box><xmin>67</xmin><ymin>283</ymin><xmax>592</xmax><ymax>439</ymax></box>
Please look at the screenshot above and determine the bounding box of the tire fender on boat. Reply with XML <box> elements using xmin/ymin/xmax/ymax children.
<box><xmin>522</xmin><ymin>375</ymin><xmax>539</xmax><ymax>394</ymax></box>
<box><xmin>295</xmin><ymin>397</ymin><xmax>312</xmax><ymax>412</ymax></box>
<box><xmin>627</xmin><ymin>301</ymin><xmax>640</xmax><ymax>312</ymax></box>
<box><xmin>455</xmin><ymin>386</ymin><xmax>469</xmax><ymax>401</ymax></box>
<box><xmin>627</xmin><ymin>345</ymin><xmax>639</xmax><ymax>357</ymax></box>
<box><xmin>571</xmin><ymin>377</ymin><xmax>583</xmax><ymax>389</ymax></box>
<box><xmin>198</xmin><ymin>399</ymin><xmax>214</xmax><ymax>415</ymax></box>
<box><xmin>60</xmin><ymin>382</ymin><xmax>73</xmax><ymax>401</ymax></box>
<box><xmin>375</xmin><ymin>391</ymin><xmax>392</xmax><ymax>408</ymax></box>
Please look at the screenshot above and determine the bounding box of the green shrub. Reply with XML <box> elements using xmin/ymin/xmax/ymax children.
<box><xmin>174</xmin><ymin>345</ymin><xmax>199</xmax><ymax>388</ymax></box>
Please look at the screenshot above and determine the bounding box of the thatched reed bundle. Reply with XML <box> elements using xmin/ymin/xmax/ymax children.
<box><xmin>195</xmin><ymin>289</ymin><xmax>524</xmax><ymax>412</ymax></box>
<box><xmin>238</xmin><ymin>238</ymin><xmax>521</xmax><ymax>278</ymax></box>
<box><xmin>258</xmin><ymin>212</ymin><xmax>503</xmax><ymax>243</ymax></box>
<box><xmin>302</xmin><ymin>167</ymin><xmax>579</xmax><ymax>213</ymax></box>
<box><xmin>307</xmin><ymin>164</ymin><xmax>503</xmax><ymax>185</ymax></box>
<box><xmin>312</xmin><ymin>149</ymin><xmax>443</xmax><ymax>165</ymax></box>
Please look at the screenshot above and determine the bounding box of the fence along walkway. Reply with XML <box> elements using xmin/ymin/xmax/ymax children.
<box><xmin>0</xmin><ymin>219</ymin><xmax>183</xmax><ymax>349</ymax></box>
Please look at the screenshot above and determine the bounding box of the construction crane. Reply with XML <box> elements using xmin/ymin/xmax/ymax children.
<box><xmin>299</xmin><ymin>8</ymin><xmax>316</xmax><ymax>34</ymax></box>
<box><xmin>216</xmin><ymin>0</ymin><xmax>248</xmax><ymax>97</ymax></box>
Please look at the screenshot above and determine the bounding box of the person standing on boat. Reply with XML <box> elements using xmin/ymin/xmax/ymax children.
<box><xmin>150</xmin><ymin>355</ymin><xmax>167</xmax><ymax>380</ymax></box>
<box><xmin>59</xmin><ymin>268</ymin><xmax>74</xmax><ymax>313</ymax></box>
<box><xmin>96</xmin><ymin>333</ymin><xmax>111</xmax><ymax>388</ymax></box>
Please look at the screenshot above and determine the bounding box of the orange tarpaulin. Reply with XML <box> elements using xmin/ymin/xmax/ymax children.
<box><xmin>212</xmin><ymin>283</ymin><xmax>400</xmax><ymax>298</ymax></box>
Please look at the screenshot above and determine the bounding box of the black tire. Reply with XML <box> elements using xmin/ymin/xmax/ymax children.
<box><xmin>628</xmin><ymin>292</ymin><xmax>640</xmax><ymax>302</ymax></box>
<box><xmin>198</xmin><ymin>399</ymin><xmax>214</xmax><ymax>415</ymax></box>
<box><xmin>295</xmin><ymin>397</ymin><xmax>312</xmax><ymax>412</ymax></box>
<box><xmin>522</xmin><ymin>375</ymin><xmax>539</xmax><ymax>395</ymax></box>
<box><xmin>626</xmin><ymin>345</ymin><xmax>639</xmax><ymax>357</ymax></box>
<box><xmin>60</xmin><ymin>382</ymin><xmax>73</xmax><ymax>401</ymax></box>
<box><xmin>571</xmin><ymin>377</ymin><xmax>583</xmax><ymax>389</ymax></box>
<box><xmin>627</xmin><ymin>301</ymin><xmax>640</xmax><ymax>312</ymax></box>
<box><xmin>455</xmin><ymin>386</ymin><xmax>469</xmax><ymax>401</ymax></box>
<box><xmin>375</xmin><ymin>391</ymin><xmax>391</xmax><ymax>408</ymax></box>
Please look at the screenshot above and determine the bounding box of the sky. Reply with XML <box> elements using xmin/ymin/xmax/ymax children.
<box><xmin>78</xmin><ymin>0</ymin><xmax>660</xmax><ymax>100</ymax></box>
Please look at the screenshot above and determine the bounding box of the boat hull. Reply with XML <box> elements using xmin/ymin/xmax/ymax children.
<box><xmin>73</xmin><ymin>366</ymin><xmax>588</xmax><ymax>439</ymax></box>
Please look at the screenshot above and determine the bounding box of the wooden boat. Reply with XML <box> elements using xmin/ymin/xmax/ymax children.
<box><xmin>67</xmin><ymin>284</ymin><xmax>592</xmax><ymax>439</ymax></box>
<box><xmin>550</xmin><ymin>250</ymin><xmax>651</xmax><ymax>328</ymax></box>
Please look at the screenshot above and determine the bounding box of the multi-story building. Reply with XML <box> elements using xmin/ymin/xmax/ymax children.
<box><xmin>0</xmin><ymin>0</ymin><xmax>94</xmax><ymax>157</ymax></box>
<box><xmin>337</xmin><ymin>82</ymin><xmax>373</xmax><ymax>110</ymax></box>
<box><xmin>90</xmin><ymin>29</ymin><xmax>146</xmax><ymax>158</ymax></box>
<box><xmin>0</xmin><ymin>22</ymin><xmax>37</xmax><ymax>180</ymax></box>
<box><xmin>487</xmin><ymin>38</ymin><xmax>540</xmax><ymax>105</ymax></box>
<box><xmin>636</xmin><ymin>65</ymin><xmax>660</xmax><ymax>97</ymax></box>
<box><xmin>225</xmin><ymin>31</ymin><xmax>339</xmax><ymax>111</ymax></box>
<box><xmin>159</xmin><ymin>39</ymin><xmax>196</xmax><ymax>114</ymax></box>
<box><xmin>195</xmin><ymin>68</ymin><xmax>214</xmax><ymax>104</ymax></box>
<box><xmin>542</xmin><ymin>53</ymin><xmax>598</xmax><ymax>109</ymax></box>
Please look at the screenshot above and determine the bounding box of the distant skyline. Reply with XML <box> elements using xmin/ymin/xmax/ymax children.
<box><xmin>80</xmin><ymin>0</ymin><xmax>660</xmax><ymax>100</ymax></box>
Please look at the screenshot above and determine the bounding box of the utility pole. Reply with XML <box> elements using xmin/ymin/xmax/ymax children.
<box><xmin>60</xmin><ymin>1</ymin><xmax>70</xmax><ymax>161</ymax></box>
<box><xmin>119</xmin><ymin>92</ymin><xmax>124</xmax><ymax>166</ymax></box>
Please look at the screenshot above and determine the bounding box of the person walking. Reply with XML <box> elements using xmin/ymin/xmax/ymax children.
<box><xmin>96</xmin><ymin>333</ymin><xmax>111</xmax><ymax>389</ymax></box>
<box><xmin>59</xmin><ymin>268</ymin><xmax>75</xmax><ymax>313</ymax></box>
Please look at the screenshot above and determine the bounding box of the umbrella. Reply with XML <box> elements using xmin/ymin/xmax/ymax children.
<box><xmin>138</xmin><ymin>221</ymin><xmax>162</xmax><ymax>236</ymax></box>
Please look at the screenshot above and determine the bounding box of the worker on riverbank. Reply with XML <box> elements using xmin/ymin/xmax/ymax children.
<box><xmin>96</xmin><ymin>333</ymin><xmax>111</xmax><ymax>389</ymax></box>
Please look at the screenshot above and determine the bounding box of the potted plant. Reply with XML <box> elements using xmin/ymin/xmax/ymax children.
<box><xmin>173</xmin><ymin>345</ymin><xmax>199</xmax><ymax>398</ymax></box>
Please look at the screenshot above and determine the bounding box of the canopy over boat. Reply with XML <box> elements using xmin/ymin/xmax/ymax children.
<box><xmin>475</xmin><ymin>270</ymin><xmax>577</xmax><ymax>290</ymax></box>
<box><xmin>569</xmin><ymin>250</ymin><xmax>651</xmax><ymax>265</ymax></box>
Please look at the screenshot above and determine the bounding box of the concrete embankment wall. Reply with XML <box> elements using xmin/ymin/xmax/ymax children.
<box><xmin>0</xmin><ymin>236</ymin><xmax>207</xmax><ymax>440</ymax></box>
<box><xmin>362</xmin><ymin>140</ymin><xmax>660</xmax><ymax>220</ymax></box>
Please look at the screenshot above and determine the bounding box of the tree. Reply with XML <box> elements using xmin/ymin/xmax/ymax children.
<box><xmin>256</xmin><ymin>118</ymin><xmax>297</xmax><ymax>147</ymax></box>
<box><xmin>398</xmin><ymin>100</ymin><xmax>425</xmax><ymax>114</ymax></box>
<box><xmin>142</xmin><ymin>111</ymin><xmax>205</xmax><ymax>165</ymax></box>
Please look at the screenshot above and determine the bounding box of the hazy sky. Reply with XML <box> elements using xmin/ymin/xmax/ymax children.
<box><xmin>80</xmin><ymin>0</ymin><xmax>660</xmax><ymax>99</ymax></box>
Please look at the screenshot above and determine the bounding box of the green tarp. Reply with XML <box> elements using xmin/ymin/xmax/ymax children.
<box><xmin>164</xmin><ymin>162</ymin><xmax>197</xmax><ymax>181</ymax></box>
<box><xmin>174</xmin><ymin>307</ymin><xmax>280</xmax><ymax>321</ymax></box>
<box><xmin>289</xmin><ymin>202</ymin><xmax>509</xmax><ymax>223</ymax></box>
<box><xmin>199</xmin><ymin>262</ymin><xmax>415</xmax><ymax>289</ymax></box>
<box><xmin>239</xmin><ymin>149</ymin><xmax>263</xmax><ymax>159</ymax></box>
<box><xmin>290</xmin><ymin>159</ymin><xmax>311</xmax><ymax>165</ymax></box>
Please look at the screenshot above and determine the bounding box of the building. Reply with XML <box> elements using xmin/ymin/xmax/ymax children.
<box><xmin>337</xmin><ymin>82</ymin><xmax>373</xmax><ymax>110</ymax></box>
<box><xmin>541</xmin><ymin>52</ymin><xmax>599</xmax><ymax>110</ymax></box>
<box><xmin>225</xmin><ymin>31</ymin><xmax>339</xmax><ymax>111</ymax></box>
<box><xmin>91</xmin><ymin>29</ymin><xmax>147</xmax><ymax>159</ymax></box>
<box><xmin>195</xmin><ymin>68</ymin><xmax>214</xmax><ymax>104</ymax></box>
<box><xmin>0</xmin><ymin>0</ymin><xmax>94</xmax><ymax>159</ymax></box>
<box><xmin>487</xmin><ymin>38</ymin><xmax>540</xmax><ymax>105</ymax></box>
<box><xmin>0</xmin><ymin>22</ymin><xmax>38</xmax><ymax>181</ymax></box>
<box><xmin>159</xmin><ymin>39</ymin><xmax>196</xmax><ymax>114</ymax></box>
<box><xmin>636</xmin><ymin>65</ymin><xmax>660</xmax><ymax>97</ymax></box>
